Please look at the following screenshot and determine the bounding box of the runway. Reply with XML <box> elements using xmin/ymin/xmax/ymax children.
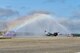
<box><xmin>0</xmin><ymin>37</ymin><xmax>80</xmax><ymax>53</ymax></box>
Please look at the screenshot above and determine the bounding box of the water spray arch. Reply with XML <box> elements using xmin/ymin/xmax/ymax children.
<box><xmin>6</xmin><ymin>12</ymin><xmax>72</xmax><ymax>37</ymax></box>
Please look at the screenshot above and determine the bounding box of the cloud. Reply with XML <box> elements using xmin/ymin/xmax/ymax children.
<box><xmin>58</xmin><ymin>18</ymin><xmax>80</xmax><ymax>33</ymax></box>
<box><xmin>28</xmin><ymin>10</ymin><xmax>51</xmax><ymax>15</ymax></box>
<box><xmin>60</xmin><ymin>10</ymin><xmax>80</xmax><ymax>33</ymax></box>
<box><xmin>71</xmin><ymin>11</ymin><xmax>80</xmax><ymax>19</ymax></box>
<box><xmin>0</xmin><ymin>8</ymin><xmax>19</xmax><ymax>17</ymax></box>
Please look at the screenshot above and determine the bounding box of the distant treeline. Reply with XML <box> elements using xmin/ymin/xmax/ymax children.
<box><xmin>72</xmin><ymin>34</ymin><xmax>80</xmax><ymax>37</ymax></box>
<box><xmin>0</xmin><ymin>32</ymin><xmax>3</xmax><ymax>35</ymax></box>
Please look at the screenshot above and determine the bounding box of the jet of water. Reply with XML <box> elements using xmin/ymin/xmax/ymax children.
<box><xmin>11</xmin><ymin>14</ymin><xmax>48</xmax><ymax>32</ymax></box>
<box><xmin>7</xmin><ymin>12</ymin><xmax>72</xmax><ymax>36</ymax></box>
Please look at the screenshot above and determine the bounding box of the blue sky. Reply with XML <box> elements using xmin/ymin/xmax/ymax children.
<box><xmin>0</xmin><ymin>0</ymin><xmax>80</xmax><ymax>18</ymax></box>
<box><xmin>0</xmin><ymin>0</ymin><xmax>80</xmax><ymax>33</ymax></box>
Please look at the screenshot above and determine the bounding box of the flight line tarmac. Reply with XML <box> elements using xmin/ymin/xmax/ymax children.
<box><xmin>0</xmin><ymin>37</ymin><xmax>80</xmax><ymax>53</ymax></box>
